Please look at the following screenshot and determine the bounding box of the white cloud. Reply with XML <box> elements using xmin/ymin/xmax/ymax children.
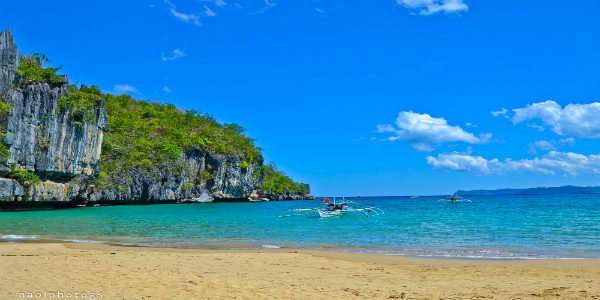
<box><xmin>265</xmin><ymin>0</ymin><xmax>276</xmax><ymax>8</ymax></box>
<box><xmin>201</xmin><ymin>0</ymin><xmax>226</xmax><ymax>7</ymax></box>
<box><xmin>170</xmin><ymin>8</ymin><xmax>202</xmax><ymax>26</ymax></box>
<box><xmin>164</xmin><ymin>1</ymin><xmax>202</xmax><ymax>26</ymax></box>
<box><xmin>397</xmin><ymin>0</ymin><xmax>468</xmax><ymax>15</ymax></box>
<box><xmin>427</xmin><ymin>152</ymin><xmax>498</xmax><ymax>175</ymax></box>
<box><xmin>528</xmin><ymin>140</ymin><xmax>556</xmax><ymax>154</ymax></box>
<box><xmin>508</xmin><ymin>100</ymin><xmax>600</xmax><ymax>138</ymax></box>
<box><xmin>526</xmin><ymin>123</ymin><xmax>546</xmax><ymax>132</ymax></box>
<box><xmin>163</xmin><ymin>86</ymin><xmax>172</xmax><ymax>93</ymax></box>
<box><xmin>377</xmin><ymin>111</ymin><xmax>491</xmax><ymax>152</ymax></box>
<box><xmin>426</xmin><ymin>151</ymin><xmax>600</xmax><ymax>176</ymax></box>
<box><xmin>491</xmin><ymin>108</ymin><xmax>507</xmax><ymax>117</ymax></box>
<box><xmin>114</xmin><ymin>84</ymin><xmax>138</xmax><ymax>95</ymax></box>
<box><xmin>528</xmin><ymin>137</ymin><xmax>575</xmax><ymax>154</ymax></box>
<box><xmin>203</xmin><ymin>5</ymin><xmax>217</xmax><ymax>16</ymax></box>
<box><xmin>161</xmin><ymin>49</ymin><xmax>187</xmax><ymax>62</ymax></box>
<box><xmin>559</xmin><ymin>137</ymin><xmax>576</xmax><ymax>145</ymax></box>
<box><xmin>250</xmin><ymin>0</ymin><xmax>277</xmax><ymax>15</ymax></box>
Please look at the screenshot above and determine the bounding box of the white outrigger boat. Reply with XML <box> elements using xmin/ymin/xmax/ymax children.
<box><xmin>283</xmin><ymin>197</ymin><xmax>385</xmax><ymax>218</ymax></box>
<box><xmin>438</xmin><ymin>195</ymin><xmax>472</xmax><ymax>203</ymax></box>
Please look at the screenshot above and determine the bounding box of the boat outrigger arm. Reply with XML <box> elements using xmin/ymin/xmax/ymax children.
<box><xmin>284</xmin><ymin>197</ymin><xmax>385</xmax><ymax>218</ymax></box>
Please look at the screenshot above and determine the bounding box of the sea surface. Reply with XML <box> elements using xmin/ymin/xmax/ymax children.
<box><xmin>1</xmin><ymin>195</ymin><xmax>599</xmax><ymax>260</ymax></box>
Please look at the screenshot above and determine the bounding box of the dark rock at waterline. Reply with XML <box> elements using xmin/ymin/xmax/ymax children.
<box><xmin>262</xmin><ymin>184</ymin><xmax>315</xmax><ymax>201</ymax></box>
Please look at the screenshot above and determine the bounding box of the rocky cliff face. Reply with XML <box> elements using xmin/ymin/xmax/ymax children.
<box><xmin>87</xmin><ymin>150</ymin><xmax>264</xmax><ymax>203</ymax></box>
<box><xmin>0</xmin><ymin>29</ymin><xmax>312</xmax><ymax>208</ymax></box>
<box><xmin>0</xmin><ymin>29</ymin><xmax>107</xmax><ymax>204</ymax></box>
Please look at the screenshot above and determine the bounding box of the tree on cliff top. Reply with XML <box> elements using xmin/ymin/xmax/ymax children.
<box><xmin>261</xmin><ymin>163</ymin><xmax>309</xmax><ymax>194</ymax></box>
<box><xmin>16</xmin><ymin>53</ymin><xmax>62</xmax><ymax>85</ymax></box>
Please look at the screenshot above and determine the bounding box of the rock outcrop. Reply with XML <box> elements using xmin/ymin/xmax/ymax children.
<box><xmin>0</xmin><ymin>29</ymin><xmax>313</xmax><ymax>209</ymax></box>
<box><xmin>262</xmin><ymin>184</ymin><xmax>315</xmax><ymax>201</ymax></box>
<box><xmin>86</xmin><ymin>150</ymin><xmax>264</xmax><ymax>203</ymax></box>
<box><xmin>0</xmin><ymin>28</ymin><xmax>107</xmax><ymax>204</ymax></box>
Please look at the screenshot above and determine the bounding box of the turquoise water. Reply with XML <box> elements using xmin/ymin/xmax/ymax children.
<box><xmin>1</xmin><ymin>195</ymin><xmax>599</xmax><ymax>260</ymax></box>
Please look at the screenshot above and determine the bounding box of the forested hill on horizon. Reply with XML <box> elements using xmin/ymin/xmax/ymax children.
<box><xmin>456</xmin><ymin>185</ymin><xmax>600</xmax><ymax>196</ymax></box>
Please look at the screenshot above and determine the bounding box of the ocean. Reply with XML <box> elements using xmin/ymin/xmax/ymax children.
<box><xmin>1</xmin><ymin>195</ymin><xmax>598</xmax><ymax>260</ymax></box>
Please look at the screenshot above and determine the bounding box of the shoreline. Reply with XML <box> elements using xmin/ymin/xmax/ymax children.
<box><xmin>1</xmin><ymin>236</ymin><xmax>594</xmax><ymax>261</ymax></box>
<box><xmin>0</xmin><ymin>241</ymin><xmax>598</xmax><ymax>299</ymax></box>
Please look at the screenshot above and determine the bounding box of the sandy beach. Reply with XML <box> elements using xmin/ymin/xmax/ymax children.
<box><xmin>0</xmin><ymin>242</ymin><xmax>598</xmax><ymax>300</ymax></box>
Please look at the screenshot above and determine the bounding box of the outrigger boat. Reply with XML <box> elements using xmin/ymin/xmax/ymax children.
<box><xmin>283</xmin><ymin>197</ymin><xmax>385</xmax><ymax>218</ymax></box>
<box><xmin>438</xmin><ymin>195</ymin><xmax>472</xmax><ymax>203</ymax></box>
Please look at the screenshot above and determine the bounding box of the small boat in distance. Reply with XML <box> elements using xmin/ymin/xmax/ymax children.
<box><xmin>438</xmin><ymin>195</ymin><xmax>472</xmax><ymax>203</ymax></box>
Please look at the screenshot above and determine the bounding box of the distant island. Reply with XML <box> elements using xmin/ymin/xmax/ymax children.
<box><xmin>456</xmin><ymin>185</ymin><xmax>600</xmax><ymax>196</ymax></box>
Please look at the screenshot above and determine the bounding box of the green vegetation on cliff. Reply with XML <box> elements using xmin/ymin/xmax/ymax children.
<box><xmin>8</xmin><ymin>163</ymin><xmax>40</xmax><ymax>187</ymax></box>
<box><xmin>16</xmin><ymin>53</ymin><xmax>62</xmax><ymax>84</ymax></box>
<box><xmin>261</xmin><ymin>164</ymin><xmax>309</xmax><ymax>194</ymax></box>
<box><xmin>58</xmin><ymin>84</ymin><xmax>102</xmax><ymax>125</ymax></box>
<box><xmin>99</xmin><ymin>93</ymin><xmax>263</xmax><ymax>185</ymax></box>
<box><xmin>0</xmin><ymin>100</ymin><xmax>11</xmax><ymax>160</ymax></box>
<box><xmin>8</xmin><ymin>51</ymin><xmax>310</xmax><ymax>196</ymax></box>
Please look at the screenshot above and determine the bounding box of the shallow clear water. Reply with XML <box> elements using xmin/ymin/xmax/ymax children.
<box><xmin>1</xmin><ymin>195</ymin><xmax>599</xmax><ymax>260</ymax></box>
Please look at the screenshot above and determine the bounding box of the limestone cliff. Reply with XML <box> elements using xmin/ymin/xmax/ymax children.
<box><xmin>0</xmin><ymin>29</ymin><xmax>313</xmax><ymax>208</ymax></box>
<box><xmin>87</xmin><ymin>150</ymin><xmax>265</xmax><ymax>203</ymax></box>
<box><xmin>0</xmin><ymin>29</ymin><xmax>107</xmax><ymax>204</ymax></box>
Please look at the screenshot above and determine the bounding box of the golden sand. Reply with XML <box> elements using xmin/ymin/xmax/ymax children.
<box><xmin>0</xmin><ymin>242</ymin><xmax>598</xmax><ymax>300</ymax></box>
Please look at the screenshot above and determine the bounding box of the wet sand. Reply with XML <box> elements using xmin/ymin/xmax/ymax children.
<box><xmin>0</xmin><ymin>242</ymin><xmax>598</xmax><ymax>299</ymax></box>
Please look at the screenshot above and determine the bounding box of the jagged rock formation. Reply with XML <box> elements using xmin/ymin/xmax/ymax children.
<box><xmin>0</xmin><ymin>29</ymin><xmax>313</xmax><ymax>208</ymax></box>
<box><xmin>0</xmin><ymin>29</ymin><xmax>107</xmax><ymax>204</ymax></box>
<box><xmin>87</xmin><ymin>150</ymin><xmax>265</xmax><ymax>203</ymax></box>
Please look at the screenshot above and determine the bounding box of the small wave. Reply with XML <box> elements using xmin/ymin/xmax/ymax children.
<box><xmin>262</xmin><ymin>244</ymin><xmax>281</xmax><ymax>249</ymax></box>
<box><xmin>323</xmin><ymin>247</ymin><xmax>580</xmax><ymax>260</ymax></box>
<box><xmin>191</xmin><ymin>193</ymin><xmax>214</xmax><ymax>203</ymax></box>
<box><xmin>1</xmin><ymin>234</ymin><xmax>38</xmax><ymax>240</ymax></box>
<box><xmin>374</xmin><ymin>248</ymin><xmax>566</xmax><ymax>260</ymax></box>
<box><xmin>60</xmin><ymin>239</ymin><xmax>106</xmax><ymax>244</ymax></box>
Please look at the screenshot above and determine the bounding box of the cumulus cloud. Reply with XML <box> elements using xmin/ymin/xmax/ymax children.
<box><xmin>377</xmin><ymin>111</ymin><xmax>491</xmax><ymax>151</ymax></box>
<box><xmin>507</xmin><ymin>100</ymin><xmax>600</xmax><ymax>138</ymax></box>
<box><xmin>114</xmin><ymin>84</ymin><xmax>138</xmax><ymax>95</ymax></box>
<box><xmin>426</xmin><ymin>151</ymin><xmax>600</xmax><ymax>176</ymax></box>
<box><xmin>161</xmin><ymin>49</ymin><xmax>187</xmax><ymax>62</ymax></box>
<box><xmin>397</xmin><ymin>0</ymin><xmax>468</xmax><ymax>15</ymax></box>
<box><xmin>163</xmin><ymin>86</ymin><xmax>172</xmax><ymax>93</ymax></box>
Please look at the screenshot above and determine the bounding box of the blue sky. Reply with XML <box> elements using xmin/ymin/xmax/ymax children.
<box><xmin>3</xmin><ymin>0</ymin><xmax>600</xmax><ymax>196</ymax></box>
